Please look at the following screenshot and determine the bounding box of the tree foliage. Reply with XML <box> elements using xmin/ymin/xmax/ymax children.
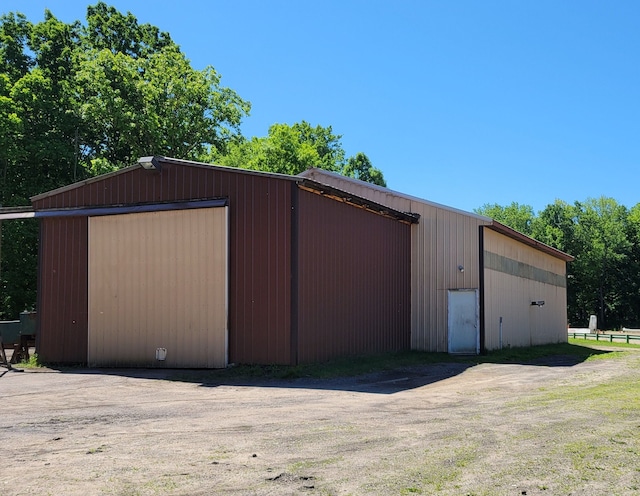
<box><xmin>1</xmin><ymin>2</ymin><xmax>250</xmax><ymax>206</ymax></box>
<box><xmin>475</xmin><ymin>202</ymin><xmax>535</xmax><ymax>236</ymax></box>
<box><xmin>211</xmin><ymin>120</ymin><xmax>387</xmax><ymax>186</ymax></box>
<box><xmin>211</xmin><ymin>121</ymin><xmax>343</xmax><ymax>175</ymax></box>
<box><xmin>343</xmin><ymin>152</ymin><xmax>386</xmax><ymax>187</ymax></box>
<box><xmin>0</xmin><ymin>3</ymin><xmax>251</xmax><ymax>318</ymax></box>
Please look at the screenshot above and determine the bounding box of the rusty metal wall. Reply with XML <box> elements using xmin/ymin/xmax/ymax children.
<box><xmin>35</xmin><ymin>162</ymin><xmax>293</xmax><ymax>365</ymax></box>
<box><xmin>296</xmin><ymin>188</ymin><xmax>412</xmax><ymax>364</ymax></box>
<box><xmin>37</xmin><ymin>217</ymin><xmax>88</xmax><ymax>363</ymax></box>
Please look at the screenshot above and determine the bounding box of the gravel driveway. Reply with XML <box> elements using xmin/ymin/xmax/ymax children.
<box><xmin>1</xmin><ymin>348</ymin><xmax>639</xmax><ymax>495</ymax></box>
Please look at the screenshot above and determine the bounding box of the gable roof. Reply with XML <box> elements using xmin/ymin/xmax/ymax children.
<box><xmin>30</xmin><ymin>156</ymin><xmax>419</xmax><ymax>224</ymax></box>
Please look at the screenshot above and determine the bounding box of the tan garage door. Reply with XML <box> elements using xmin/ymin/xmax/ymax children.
<box><xmin>88</xmin><ymin>207</ymin><xmax>228</xmax><ymax>368</ymax></box>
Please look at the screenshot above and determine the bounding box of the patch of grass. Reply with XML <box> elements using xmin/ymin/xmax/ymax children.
<box><xmin>469</xmin><ymin>342</ymin><xmax>613</xmax><ymax>364</ymax></box>
<box><xmin>423</xmin><ymin>444</ymin><xmax>480</xmax><ymax>491</ymax></box>
<box><xmin>562</xmin><ymin>429</ymin><xmax>640</xmax><ymax>483</ymax></box>
<box><xmin>400</xmin><ymin>487</ymin><xmax>422</xmax><ymax>494</ymax></box>
<box><xmin>86</xmin><ymin>444</ymin><xmax>108</xmax><ymax>454</ymax></box>
<box><xmin>16</xmin><ymin>352</ymin><xmax>43</xmax><ymax>368</ymax></box>
<box><xmin>546</xmin><ymin>378</ymin><xmax>640</xmax><ymax>419</ymax></box>
<box><xmin>569</xmin><ymin>337</ymin><xmax>640</xmax><ymax>350</ymax></box>
<box><xmin>288</xmin><ymin>456</ymin><xmax>343</xmax><ymax>472</ymax></box>
<box><xmin>252</xmin><ymin>350</ymin><xmax>451</xmax><ymax>379</ymax></box>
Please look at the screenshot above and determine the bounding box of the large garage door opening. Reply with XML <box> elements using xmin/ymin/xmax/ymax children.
<box><xmin>88</xmin><ymin>207</ymin><xmax>228</xmax><ymax>368</ymax></box>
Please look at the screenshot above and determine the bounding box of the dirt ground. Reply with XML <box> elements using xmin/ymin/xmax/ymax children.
<box><xmin>1</xmin><ymin>348</ymin><xmax>639</xmax><ymax>496</ymax></box>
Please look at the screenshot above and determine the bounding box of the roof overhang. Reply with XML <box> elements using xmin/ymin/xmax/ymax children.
<box><xmin>0</xmin><ymin>206</ymin><xmax>35</xmax><ymax>220</ymax></box>
<box><xmin>298</xmin><ymin>180</ymin><xmax>420</xmax><ymax>224</ymax></box>
<box><xmin>299</xmin><ymin>167</ymin><xmax>492</xmax><ymax>222</ymax></box>
<box><xmin>34</xmin><ymin>198</ymin><xmax>228</xmax><ymax>218</ymax></box>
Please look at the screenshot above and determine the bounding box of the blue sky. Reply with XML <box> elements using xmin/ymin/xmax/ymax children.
<box><xmin>3</xmin><ymin>1</ymin><xmax>639</xmax><ymax>213</ymax></box>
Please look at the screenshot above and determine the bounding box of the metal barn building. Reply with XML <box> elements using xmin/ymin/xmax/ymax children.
<box><xmin>31</xmin><ymin>157</ymin><xmax>417</xmax><ymax>367</ymax></box>
<box><xmin>299</xmin><ymin>168</ymin><xmax>573</xmax><ymax>353</ymax></box>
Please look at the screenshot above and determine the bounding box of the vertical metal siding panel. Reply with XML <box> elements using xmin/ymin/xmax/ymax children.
<box><xmin>38</xmin><ymin>217</ymin><xmax>88</xmax><ymax>363</ymax></box>
<box><xmin>251</xmin><ymin>177</ymin><xmax>270</xmax><ymax>362</ymax></box>
<box><xmin>216</xmin><ymin>173</ymin><xmax>291</xmax><ymax>365</ymax></box>
<box><xmin>297</xmin><ymin>189</ymin><xmax>411</xmax><ymax>363</ymax></box>
<box><xmin>88</xmin><ymin>209</ymin><xmax>227</xmax><ymax>367</ymax></box>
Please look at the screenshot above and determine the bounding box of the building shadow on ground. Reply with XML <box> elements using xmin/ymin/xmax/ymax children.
<box><xmin>5</xmin><ymin>343</ymin><xmax>619</xmax><ymax>395</ymax></box>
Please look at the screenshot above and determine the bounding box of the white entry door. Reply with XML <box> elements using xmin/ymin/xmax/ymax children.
<box><xmin>448</xmin><ymin>289</ymin><xmax>479</xmax><ymax>354</ymax></box>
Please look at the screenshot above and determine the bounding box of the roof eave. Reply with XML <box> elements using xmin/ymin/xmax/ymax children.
<box><xmin>299</xmin><ymin>167</ymin><xmax>492</xmax><ymax>222</ymax></box>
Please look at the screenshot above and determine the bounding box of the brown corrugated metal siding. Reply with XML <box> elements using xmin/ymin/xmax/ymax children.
<box><xmin>296</xmin><ymin>188</ymin><xmax>412</xmax><ymax>363</ymax></box>
<box><xmin>37</xmin><ymin>217</ymin><xmax>88</xmax><ymax>363</ymax></box>
<box><xmin>34</xmin><ymin>162</ymin><xmax>293</xmax><ymax>365</ymax></box>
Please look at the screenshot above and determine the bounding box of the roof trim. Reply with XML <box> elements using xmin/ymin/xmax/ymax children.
<box><xmin>487</xmin><ymin>221</ymin><xmax>574</xmax><ymax>262</ymax></box>
<box><xmin>298</xmin><ymin>180</ymin><xmax>420</xmax><ymax>224</ymax></box>
<box><xmin>298</xmin><ymin>167</ymin><xmax>492</xmax><ymax>222</ymax></box>
<box><xmin>0</xmin><ymin>206</ymin><xmax>36</xmax><ymax>220</ymax></box>
<box><xmin>34</xmin><ymin>198</ymin><xmax>228</xmax><ymax>218</ymax></box>
<box><xmin>30</xmin><ymin>164</ymin><xmax>141</xmax><ymax>202</ymax></box>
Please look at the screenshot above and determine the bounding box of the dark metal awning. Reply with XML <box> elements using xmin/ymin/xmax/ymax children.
<box><xmin>0</xmin><ymin>199</ymin><xmax>228</xmax><ymax>220</ymax></box>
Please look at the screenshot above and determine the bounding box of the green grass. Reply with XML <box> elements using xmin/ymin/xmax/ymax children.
<box><xmin>569</xmin><ymin>336</ymin><xmax>640</xmax><ymax>349</ymax></box>
<box><xmin>167</xmin><ymin>341</ymin><xmax>629</xmax><ymax>384</ymax></box>
<box><xmin>15</xmin><ymin>352</ymin><xmax>43</xmax><ymax>368</ymax></box>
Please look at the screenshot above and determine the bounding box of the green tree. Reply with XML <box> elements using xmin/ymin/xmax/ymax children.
<box><xmin>530</xmin><ymin>197</ymin><xmax>631</xmax><ymax>329</ymax></box>
<box><xmin>531</xmin><ymin>200</ymin><xmax>581</xmax><ymax>324</ymax></box>
<box><xmin>625</xmin><ymin>203</ymin><xmax>640</xmax><ymax>327</ymax></box>
<box><xmin>474</xmin><ymin>202</ymin><xmax>535</xmax><ymax>236</ymax></box>
<box><xmin>342</xmin><ymin>152</ymin><xmax>386</xmax><ymax>187</ymax></box>
<box><xmin>212</xmin><ymin>121</ymin><xmax>343</xmax><ymax>175</ymax></box>
<box><xmin>76</xmin><ymin>4</ymin><xmax>250</xmax><ymax>171</ymax></box>
<box><xmin>212</xmin><ymin>121</ymin><xmax>387</xmax><ymax>187</ymax></box>
<box><xmin>0</xmin><ymin>2</ymin><xmax>250</xmax><ymax>317</ymax></box>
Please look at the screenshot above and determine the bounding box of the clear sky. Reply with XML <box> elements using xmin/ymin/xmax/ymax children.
<box><xmin>2</xmin><ymin>1</ymin><xmax>639</xmax><ymax>213</ymax></box>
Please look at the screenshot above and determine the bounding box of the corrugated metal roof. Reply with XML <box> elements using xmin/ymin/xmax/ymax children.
<box><xmin>298</xmin><ymin>182</ymin><xmax>419</xmax><ymax>224</ymax></box>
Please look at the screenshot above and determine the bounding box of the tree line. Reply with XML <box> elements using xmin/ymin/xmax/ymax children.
<box><xmin>0</xmin><ymin>3</ymin><xmax>384</xmax><ymax>318</ymax></box>
<box><xmin>476</xmin><ymin>199</ymin><xmax>640</xmax><ymax>330</ymax></box>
